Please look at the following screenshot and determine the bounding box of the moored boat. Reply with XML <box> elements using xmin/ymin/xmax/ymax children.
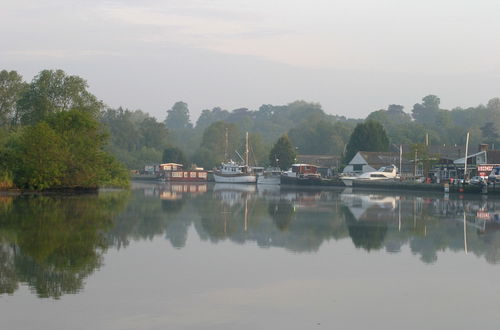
<box><xmin>213</xmin><ymin>161</ymin><xmax>257</xmax><ymax>183</ymax></box>
<box><xmin>257</xmin><ymin>168</ymin><xmax>282</xmax><ymax>185</ymax></box>
<box><xmin>214</xmin><ymin>132</ymin><xmax>257</xmax><ymax>184</ymax></box>
<box><xmin>281</xmin><ymin>164</ymin><xmax>321</xmax><ymax>185</ymax></box>
<box><xmin>341</xmin><ymin>165</ymin><xmax>398</xmax><ymax>187</ymax></box>
<box><xmin>159</xmin><ymin>163</ymin><xmax>208</xmax><ymax>182</ymax></box>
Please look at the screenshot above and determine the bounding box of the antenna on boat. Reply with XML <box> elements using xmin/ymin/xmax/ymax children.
<box><xmin>464</xmin><ymin>131</ymin><xmax>470</xmax><ymax>181</ymax></box>
<box><xmin>245</xmin><ymin>132</ymin><xmax>249</xmax><ymax>166</ymax></box>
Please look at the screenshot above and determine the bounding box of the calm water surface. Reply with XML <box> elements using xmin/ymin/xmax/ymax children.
<box><xmin>1</xmin><ymin>182</ymin><xmax>500</xmax><ymax>329</ymax></box>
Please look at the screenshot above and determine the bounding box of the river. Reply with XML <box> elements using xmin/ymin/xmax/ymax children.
<box><xmin>1</xmin><ymin>182</ymin><xmax>500</xmax><ymax>329</ymax></box>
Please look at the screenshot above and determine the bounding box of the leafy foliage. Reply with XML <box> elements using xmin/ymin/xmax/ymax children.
<box><xmin>7</xmin><ymin>111</ymin><xmax>129</xmax><ymax>190</ymax></box>
<box><xmin>100</xmin><ymin>107</ymin><xmax>169</xmax><ymax>169</ymax></box>
<box><xmin>269</xmin><ymin>135</ymin><xmax>297</xmax><ymax>170</ymax></box>
<box><xmin>344</xmin><ymin>120</ymin><xmax>389</xmax><ymax>163</ymax></box>
<box><xmin>162</xmin><ymin>146</ymin><xmax>187</xmax><ymax>166</ymax></box>
<box><xmin>16</xmin><ymin>69</ymin><xmax>104</xmax><ymax>125</ymax></box>
<box><xmin>0</xmin><ymin>70</ymin><xmax>27</xmax><ymax>126</ymax></box>
<box><xmin>192</xmin><ymin>121</ymin><xmax>240</xmax><ymax>169</ymax></box>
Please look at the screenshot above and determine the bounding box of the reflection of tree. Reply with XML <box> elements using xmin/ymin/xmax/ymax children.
<box><xmin>268</xmin><ymin>200</ymin><xmax>295</xmax><ymax>231</ymax></box>
<box><xmin>343</xmin><ymin>206</ymin><xmax>388</xmax><ymax>251</ymax></box>
<box><xmin>0</xmin><ymin>241</ymin><xmax>18</xmax><ymax>294</ymax></box>
<box><xmin>161</xmin><ymin>199</ymin><xmax>185</xmax><ymax>214</ymax></box>
<box><xmin>0</xmin><ymin>192</ymin><xmax>129</xmax><ymax>298</ymax></box>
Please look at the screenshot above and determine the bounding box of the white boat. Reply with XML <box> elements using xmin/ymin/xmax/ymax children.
<box><xmin>341</xmin><ymin>165</ymin><xmax>398</xmax><ymax>187</ymax></box>
<box><xmin>213</xmin><ymin>161</ymin><xmax>257</xmax><ymax>183</ymax></box>
<box><xmin>213</xmin><ymin>132</ymin><xmax>256</xmax><ymax>184</ymax></box>
<box><xmin>257</xmin><ymin>169</ymin><xmax>281</xmax><ymax>185</ymax></box>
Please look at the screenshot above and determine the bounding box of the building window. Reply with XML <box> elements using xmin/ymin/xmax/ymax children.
<box><xmin>353</xmin><ymin>164</ymin><xmax>363</xmax><ymax>172</ymax></box>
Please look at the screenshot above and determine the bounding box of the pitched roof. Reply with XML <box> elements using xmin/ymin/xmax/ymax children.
<box><xmin>296</xmin><ymin>154</ymin><xmax>342</xmax><ymax>167</ymax></box>
<box><xmin>358</xmin><ymin>151</ymin><xmax>406</xmax><ymax>166</ymax></box>
<box><xmin>487</xmin><ymin>150</ymin><xmax>500</xmax><ymax>164</ymax></box>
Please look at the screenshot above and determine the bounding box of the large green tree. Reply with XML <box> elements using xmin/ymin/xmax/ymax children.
<box><xmin>412</xmin><ymin>95</ymin><xmax>442</xmax><ymax>126</ymax></box>
<box><xmin>165</xmin><ymin>101</ymin><xmax>192</xmax><ymax>129</ymax></box>
<box><xmin>344</xmin><ymin>120</ymin><xmax>389</xmax><ymax>163</ymax></box>
<box><xmin>0</xmin><ymin>70</ymin><xmax>27</xmax><ymax>126</ymax></box>
<box><xmin>8</xmin><ymin>110</ymin><xmax>128</xmax><ymax>189</ymax></box>
<box><xmin>16</xmin><ymin>69</ymin><xmax>103</xmax><ymax>125</ymax></box>
<box><xmin>269</xmin><ymin>134</ymin><xmax>296</xmax><ymax>170</ymax></box>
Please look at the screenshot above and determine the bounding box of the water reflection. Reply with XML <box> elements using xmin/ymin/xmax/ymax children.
<box><xmin>3</xmin><ymin>183</ymin><xmax>500</xmax><ymax>299</ymax></box>
<box><xmin>145</xmin><ymin>184</ymin><xmax>500</xmax><ymax>264</ymax></box>
<box><xmin>0</xmin><ymin>192</ymin><xmax>130</xmax><ymax>298</ymax></box>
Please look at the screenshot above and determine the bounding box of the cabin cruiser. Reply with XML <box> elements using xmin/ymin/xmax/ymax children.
<box><xmin>488</xmin><ymin>166</ymin><xmax>500</xmax><ymax>183</ymax></box>
<box><xmin>341</xmin><ymin>165</ymin><xmax>398</xmax><ymax>187</ymax></box>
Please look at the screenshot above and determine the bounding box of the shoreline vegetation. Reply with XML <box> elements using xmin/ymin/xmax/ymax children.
<box><xmin>1</xmin><ymin>68</ymin><xmax>500</xmax><ymax>193</ymax></box>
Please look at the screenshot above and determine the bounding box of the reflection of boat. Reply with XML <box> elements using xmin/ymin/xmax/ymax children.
<box><xmin>257</xmin><ymin>169</ymin><xmax>281</xmax><ymax>185</ymax></box>
<box><xmin>341</xmin><ymin>192</ymin><xmax>398</xmax><ymax>221</ymax></box>
<box><xmin>214</xmin><ymin>183</ymin><xmax>256</xmax><ymax>193</ymax></box>
<box><xmin>214</xmin><ymin>183</ymin><xmax>256</xmax><ymax>207</ymax></box>
<box><xmin>281</xmin><ymin>164</ymin><xmax>321</xmax><ymax>185</ymax></box>
<box><xmin>341</xmin><ymin>165</ymin><xmax>398</xmax><ymax>187</ymax></box>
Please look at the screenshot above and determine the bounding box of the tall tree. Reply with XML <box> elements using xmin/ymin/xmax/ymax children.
<box><xmin>0</xmin><ymin>70</ymin><xmax>27</xmax><ymax>126</ymax></box>
<box><xmin>16</xmin><ymin>69</ymin><xmax>103</xmax><ymax>125</ymax></box>
<box><xmin>269</xmin><ymin>134</ymin><xmax>296</xmax><ymax>170</ymax></box>
<box><xmin>412</xmin><ymin>95</ymin><xmax>441</xmax><ymax>125</ymax></box>
<box><xmin>162</xmin><ymin>146</ymin><xmax>187</xmax><ymax>166</ymax></box>
<box><xmin>165</xmin><ymin>101</ymin><xmax>192</xmax><ymax>129</ymax></box>
<box><xmin>481</xmin><ymin>122</ymin><xmax>499</xmax><ymax>145</ymax></box>
<box><xmin>344</xmin><ymin>120</ymin><xmax>389</xmax><ymax>163</ymax></box>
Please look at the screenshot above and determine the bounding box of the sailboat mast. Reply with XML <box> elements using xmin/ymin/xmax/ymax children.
<box><xmin>224</xmin><ymin>127</ymin><xmax>228</xmax><ymax>160</ymax></box>
<box><xmin>245</xmin><ymin>132</ymin><xmax>249</xmax><ymax>166</ymax></box>
<box><xmin>464</xmin><ymin>131</ymin><xmax>470</xmax><ymax>180</ymax></box>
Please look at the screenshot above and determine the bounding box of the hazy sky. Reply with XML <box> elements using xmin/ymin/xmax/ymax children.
<box><xmin>1</xmin><ymin>0</ymin><xmax>499</xmax><ymax>120</ymax></box>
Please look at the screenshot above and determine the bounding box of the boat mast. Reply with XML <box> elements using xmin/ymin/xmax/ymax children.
<box><xmin>464</xmin><ymin>131</ymin><xmax>470</xmax><ymax>181</ymax></box>
<box><xmin>224</xmin><ymin>127</ymin><xmax>228</xmax><ymax>160</ymax></box>
<box><xmin>245</xmin><ymin>132</ymin><xmax>249</xmax><ymax>166</ymax></box>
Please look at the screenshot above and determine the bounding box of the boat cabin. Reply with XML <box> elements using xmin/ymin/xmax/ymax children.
<box><xmin>220</xmin><ymin>161</ymin><xmax>252</xmax><ymax>174</ymax></box>
<box><xmin>291</xmin><ymin>164</ymin><xmax>318</xmax><ymax>175</ymax></box>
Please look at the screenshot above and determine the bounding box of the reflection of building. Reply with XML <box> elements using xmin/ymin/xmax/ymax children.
<box><xmin>341</xmin><ymin>193</ymin><xmax>398</xmax><ymax>222</ymax></box>
<box><xmin>159</xmin><ymin>183</ymin><xmax>207</xmax><ymax>200</ymax></box>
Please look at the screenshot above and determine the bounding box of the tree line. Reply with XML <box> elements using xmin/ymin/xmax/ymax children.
<box><xmin>0</xmin><ymin>70</ymin><xmax>128</xmax><ymax>189</ymax></box>
<box><xmin>2</xmin><ymin>68</ymin><xmax>499</xmax><ymax>189</ymax></box>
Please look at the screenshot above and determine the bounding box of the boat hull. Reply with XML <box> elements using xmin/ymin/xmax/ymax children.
<box><xmin>257</xmin><ymin>174</ymin><xmax>281</xmax><ymax>185</ymax></box>
<box><xmin>213</xmin><ymin>173</ymin><xmax>256</xmax><ymax>183</ymax></box>
<box><xmin>281</xmin><ymin>175</ymin><xmax>322</xmax><ymax>185</ymax></box>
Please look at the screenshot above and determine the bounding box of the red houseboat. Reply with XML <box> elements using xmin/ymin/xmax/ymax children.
<box><xmin>159</xmin><ymin>163</ymin><xmax>208</xmax><ymax>182</ymax></box>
